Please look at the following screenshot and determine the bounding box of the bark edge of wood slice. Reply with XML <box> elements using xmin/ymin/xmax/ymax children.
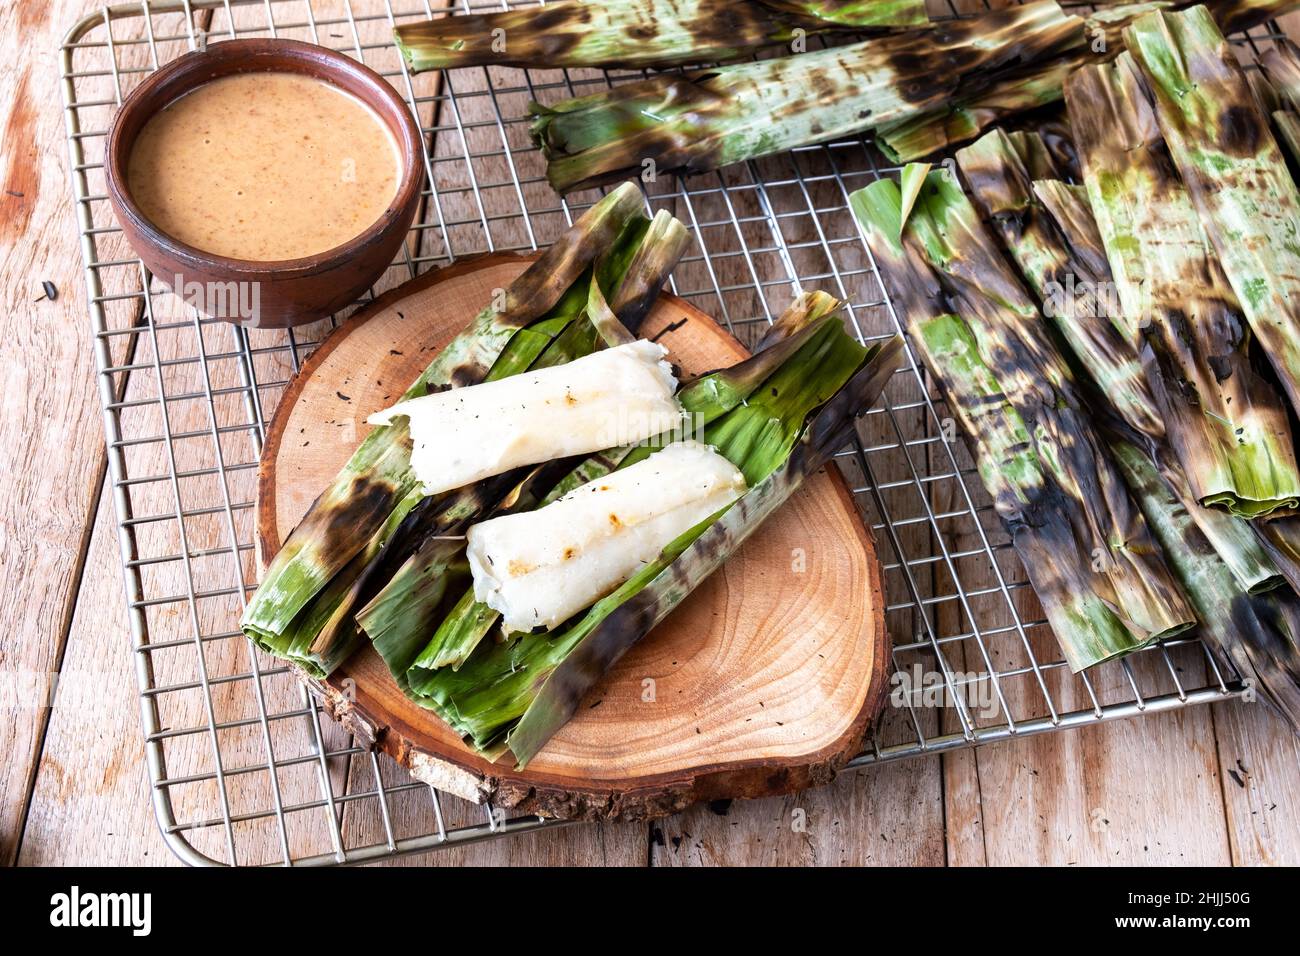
<box><xmin>257</xmin><ymin>253</ymin><xmax>889</xmax><ymax>821</ymax></box>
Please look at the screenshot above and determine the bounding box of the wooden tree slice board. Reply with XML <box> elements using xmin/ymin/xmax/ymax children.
<box><xmin>257</xmin><ymin>253</ymin><xmax>888</xmax><ymax>821</ymax></box>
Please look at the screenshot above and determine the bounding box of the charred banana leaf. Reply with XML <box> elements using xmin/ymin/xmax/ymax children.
<box><xmin>1260</xmin><ymin>37</ymin><xmax>1300</xmax><ymax>164</ymax></box>
<box><xmin>400</xmin><ymin>303</ymin><xmax>902</xmax><ymax>765</ymax></box>
<box><xmin>1211</xmin><ymin>0</ymin><xmax>1300</xmax><ymax>32</ymax></box>
<box><xmin>875</xmin><ymin>2</ymin><xmax>1167</xmax><ymax>163</ymax></box>
<box><xmin>1066</xmin><ymin>52</ymin><xmax>1300</xmax><ymax>520</ymax></box>
<box><xmin>955</xmin><ymin>128</ymin><xmax>1282</xmax><ymax>593</ymax></box>
<box><xmin>1113</xmin><ymin>440</ymin><xmax>1300</xmax><ymax>734</ymax></box>
<box><xmin>955</xmin><ymin>128</ymin><xmax>1161</xmax><ymax>443</ymax></box>
<box><xmin>873</xmin><ymin>0</ymin><xmax>1300</xmax><ymax>163</ymax></box>
<box><xmin>1258</xmin><ymin>519</ymin><xmax>1300</xmax><ymax>593</ymax></box>
<box><xmin>393</xmin><ymin>0</ymin><xmax>928</xmax><ymax>72</ymax></box>
<box><xmin>1125</xmin><ymin>6</ymin><xmax>1300</xmax><ymax>419</ymax></box>
<box><xmin>530</xmin><ymin>0</ymin><xmax>1084</xmax><ymax>193</ymax></box>
<box><xmin>378</xmin><ymin>290</ymin><xmax>846</xmax><ymax>677</ymax></box>
<box><xmin>852</xmin><ymin>167</ymin><xmax>1195</xmax><ymax>671</ymax></box>
<box><xmin>242</xmin><ymin>183</ymin><xmax>679</xmax><ymax>671</ymax></box>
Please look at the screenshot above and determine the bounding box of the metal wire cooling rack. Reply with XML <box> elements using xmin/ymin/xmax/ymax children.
<box><xmin>60</xmin><ymin>0</ymin><xmax>1270</xmax><ymax>866</ymax></box>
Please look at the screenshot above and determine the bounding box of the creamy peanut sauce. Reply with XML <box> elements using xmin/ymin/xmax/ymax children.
<box><xmin>127</xmin><ymin>72</ymin><xmax>400</xmax><ymax>261</ymax></box>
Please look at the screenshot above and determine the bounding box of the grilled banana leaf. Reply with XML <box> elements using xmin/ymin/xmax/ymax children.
<box><xmin>393</xmin><ymin>0</ymin><xmax>928</xmax><ymax>72</ymax></box>
<box><xmin>1113</xmin><ymin>440</ymin><xmax>1300</xmax><ymax>733</ymax></box>
<box><xmin>242</xmin><ymin>184</ymin><xmax>686</xmax><ymax>674</ymax></box>
<box><xmin>396</xmin><ymin>303</ymin><xmax>903</xmax><ymax>765</ymax></box>
<box><xmin>875</xmin><ymin>2</ymin><xmax>1167</xmax><ymax>163</ymax></box>
<box><xmin>955</xmin><ymin>128</ymin><xmax>1282</xmax><ymax>593</ymax></box>
<box><xmin>1261</xmin><ymin>36</ymin><xmax>1300</xmax><ymax>105</ymax></box>
<box><xmin>955</xmin><ymin>129</ymin><xmax>1160</xmax><ymax>442</ymax></box>
<box><xmin>852</xmin><ymin>167</ymin><xmax>1195</xmax><ymax>671</ymax></box>
<box><xmin>380</xmin><ymin>290</ymin><xmax>846</xmax><ymax>677</ymax></box>
<box><xmin>530</xmin><ymin>0</ymin><xmax>1084</xmax><ymax>193</ymax></box>
<box><xmin>1125</xmin><ymin>6</ymin><xmax>1300</xmax><ymax>419</ymax></box>
<box><xmin>1066</xmin><ymin>54</ymin><xmax>1300</xmax><ymax>520</ymax></box>
<box><xmin>874</xmin><ymin>0</ymin><xmax>1300</xmax><ymax>163</ymax></box>
<box><xmin>1258</xmin><ymin>518</ymin><xmax>1300</xmax><ymax>593</ymax></box>
<box><xmin>1259</xmin><ymin>36</ymin><xmax>1300</xmax><ymax>164</ymax></box>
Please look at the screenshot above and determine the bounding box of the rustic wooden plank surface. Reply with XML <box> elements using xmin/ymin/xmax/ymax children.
<box><xmin>0</xmin><ymin>0</ymin><xmax>145</xmax><ymax>867</ymax></box>
<box><xmin>5</xmin><ymin>0</ymin><xmax>1300</xmax><ymax>867</ymax></box>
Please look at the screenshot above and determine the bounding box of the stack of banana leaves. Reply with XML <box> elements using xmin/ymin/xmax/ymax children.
<box><xmin>851</xmin><ymin>3</ymin><xmax>1300</xmax><ymax>730</ymax></box>
<box><xmin>242</xmin><ymin>182</ymin><xmax>687</xmax><ymax>676</ymax></box>
<box><xmin>1255</xmin><ymin>38</ymin><xmax>1300</xmax><ymax>167</ymax></box>
<box><xmin>851</xmin><ymin>165</ymin><xmax>1196</xmax><ymax>673</ymax></box>
<box><xmin>530</xmin><ymin>0</ymin><xmax>1086</xmax><ymax>192</ymax></box>
<box><xmin>394</xmin><ymin>0</ymin><xmax>930</xmax><ymax>72</ymax></box>
<box><xmin>1122</xmin><ymin>6</ymin><xmax>1300</xmax><ymax>608</ymax></box>
<box><xmin>362</xmin><ymin>292</ymin><xmax>902</xmax><ymax>765</ymax></box>
<box><xmin>875</xmin><ymin>0</ymin><xmax>1300</xmax><ymax>162</ymax></box>
<box><xmin>242</xmin><ymin>177</ymin><xmax>905</xmax><ymax>766</ymax></box>
<box><xmin>504</xmin><ymin>0</ymin><xmax>1298</xmax><ymax>192</ymax></box>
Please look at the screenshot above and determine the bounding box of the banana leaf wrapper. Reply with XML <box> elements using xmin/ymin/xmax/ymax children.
<box><xmin>1065</xmin><ymin>52</ymin><xmax>1300</xmax><ymax>520</ymax></box>
<box><xmin>529</xmin><ymin>0</ymin><xmax>1085</xmax><ymax>193</ymax></box>
<box><xmin>874</xmin><ymin>2</ymin><xmax>1169</xmax><ymax>163</ymax></box>
<box><xmin>956</xmin><ymin>128</ymin><xmax>1283</xmax><ymax>592</ymax></box>
<box><xmin>1261</xmin><ymin>36</ymin><xmax>1300</xmax><ymax>106</ymax></box>
<box><xmin>374</xmin><ymin>290</ymin><xmax>847</xmax><ymax>676</ymax></box>
<box><xmin>1259</xmin><ymin>37</ymin><xmax>1300</xmax><ymax>165</ymax></box>
<box><xmin>242</xmin><ymin>183</ymin><xmax>682</xmax><ymax>673</ymax></box>
<box><xmin>874</xmin><ymin>0</ymin><xmax>1300</xmax><ymax>163</ymax></box>
<box><xmin>1113</xmin><ymin>440</ymin><xmax>1300</xmax><ymax>733</ymax></box>
<box><xmin>393</xmin><ymin>0</ymin><xmax>928</xmax><ymax>72</ymax></box>
<box><xmin>1258</xmin><ymin>518</ymin><xmax>1300</xmax><ymax>593</ymax></box>
<box><xmin>1125</xmin><ymin>6</ymin><xmax>1300</xmax><ymax>420</ymax></box>
<box><xmin>387</xmin><ymin>306</ymin><xmax>902</xmax><ymax>765</ymax></box>
<box><xmin>293</xmin><ymin>209</ymin><xmax>690</xmax><ymax>678</ymax></box>
<box><xmin>852</xmin><ymin>168</ymin><xmax>1195</xmax><ymax>670</ymax></box>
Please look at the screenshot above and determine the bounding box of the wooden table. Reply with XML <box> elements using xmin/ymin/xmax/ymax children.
<box><xmin>4</xmin><ymin>0</ymin><xmax>1299</xmax><ymax>867</ymax></box>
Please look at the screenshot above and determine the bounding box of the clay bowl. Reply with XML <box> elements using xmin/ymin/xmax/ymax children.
<box><xmin>105</xmin><ymin>39</ymin><xmax>424</xmax><ymax>328</ymax></box>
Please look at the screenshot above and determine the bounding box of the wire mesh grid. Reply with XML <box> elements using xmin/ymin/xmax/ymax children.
<box><xmin>58</xmin><ymin>0</ymin><xmax>1269</xmax><ymax>866</ymax></box>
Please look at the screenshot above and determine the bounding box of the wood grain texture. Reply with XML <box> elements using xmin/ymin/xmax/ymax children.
<box><xmin>11</xmin><ymin>0</ymin><xmax>1300</xmax><ymax>867</ymax></box>
<box><xmin>0</xmin><ymin>0</ymin><xmax>148</xmax><ymax>867</ymax></box>
<box><xmin>257</xmin><ymin>254</ymin><xmax>889</xmax><ymax>820</ymax></box>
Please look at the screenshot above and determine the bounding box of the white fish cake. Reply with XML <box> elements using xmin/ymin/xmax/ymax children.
<box><xmin>466</xmin><ymin>440</ymin><xmax>748</xmax><ymax>633</ymax></box>
<box><xmin>369</xmin><ymin>339</ymin><xmax>682</xmax><ymax>495</ymax></box>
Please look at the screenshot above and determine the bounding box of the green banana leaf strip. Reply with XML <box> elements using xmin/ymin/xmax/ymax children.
<box><xmin>1112</xmin><ymin>440</ymin><xmax>1300</xmax><ymax>734</ymax></box>
<box><xmin>410</xmin><ymin>313</ymin><xmax>900</xmax><ymax>762</ymax></box>
<box><xmin>1065</xmin><ymin>53</ymin><xmax>1300</xmax><ymax>520</ymax></box>
<box><xmin>875</xmin><ymin>3</ymin><xmax>1167</xmax><ymax>163</ymax></box>
<box><xmin>852</xmin><ymin>169</ymin><xmax>1195</xmax><ymax>670</ymax></box>
<box><xmin>294</xmin><ymin>209</ymin><xmax>690</xmax><ymax>676</ymax></box>
<box><xmin>1125</xmin><ymin>6</ymin><xmax>1300</xmax><ymax>418</ymax></box>
<box><xmin>393</xmin><ymin>0</ymin><xmax>928</xmax><ymax>72</ymax></box>
<box><xmin>872</xmin><ymin>0</ymin><xmax>1299</xmax><ymax>163</ymax></box>
<box><xmin>397</xmin><ymin>291</ymin><xmax>846</xmax><ymax>678</ymax></box>
<box><xmin>241</xmin><ymin>182</ymin><xmax>646</xmax><ymax>656</ymax></box>
<box><xmin>367</xmin><ymin>538</ymin><xmax>471</xmax><ymax>696</ymax></box>
<box><xmin>529</xmin><ymin>0</ymin><xmax>1085</xmax><ymax>193</ymax></box>
<box><xmin>955</xmin><ymin>129</ymin><xmax>1163</xmax><ymax>443</ymax></box>
<box><xmin>954</xmin><ymin>128</ymin><xmax>1281</xmax><ymax>593</ymax></box>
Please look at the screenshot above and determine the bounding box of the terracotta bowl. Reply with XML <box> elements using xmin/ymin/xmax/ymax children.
<box><xmin>105</xmin><ymin>39</ymin><xmax>424</xmax><ymax>328</ymax></box>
